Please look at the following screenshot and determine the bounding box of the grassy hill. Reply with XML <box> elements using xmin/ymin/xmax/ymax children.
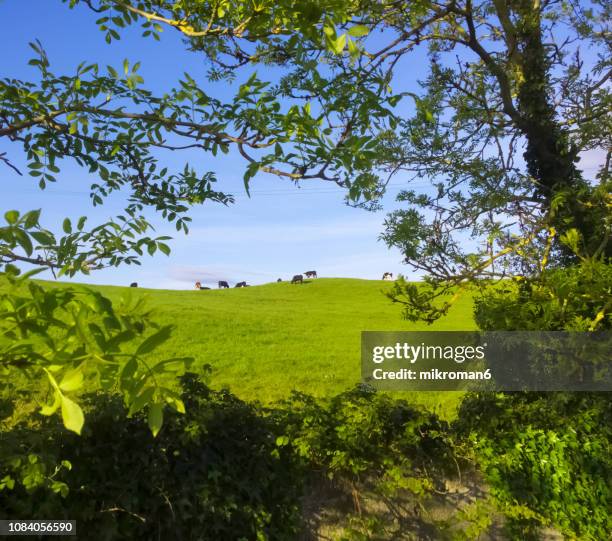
<box><xmin>32</xmin><ymin>277</ymin><xmax>476</xmax><ymax>416</ymax></box>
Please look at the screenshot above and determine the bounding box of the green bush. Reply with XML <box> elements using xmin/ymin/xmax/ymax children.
<box><xmin>278</xmin><ymin>386</ymin><xmax>455</xmax><ymax>486</ymax></box>
<box><xmin>468</xmin><ymin>262</ymin><xmax>612</xmax><ymax>539</ymax></box>
<box><xmin>0</xmin><ymin>373</ymin><xmax>304</xmax><ymax>540</ymax></box>
<box><xmin>276</xmin><ymin>386</ymin><xmax>461</xmax><ymax>539</ymax></box>
<box><xmin>1</xmin><ymin>381</ymin><xmax>463</xmax><ymax>540</ymax></box>
<box><xmin>2</xmin><ymin>367</ymin><xmax>608</xmax><ymax>539</ymax></box>
<box><xmin>456</xmin><ymin>392</ymin><xmax>612</xmax><ymax>540</ymax></box>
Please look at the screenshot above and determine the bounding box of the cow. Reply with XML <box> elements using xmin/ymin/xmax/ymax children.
<box><xmin>235</xmin><ymin>281</ymin><xmax>247</xmax><ymax>288</ymax></box>
<box><xmin>291</xmin><ymin>274</ymin><xmax>303</xmax><ymax>284</ymax></box>
<box><xmin>218</xmin><ymin>281</ymin><xmax>230</xmax><ymax>289</ymax></box>
<box><xmin>130</xmin><ymin>282</ymin><xmax>138</xmax><ymax>288</ymax></box>
<box><xmin>382</xmin><ymin>272</ymin><xmax>393</xmax><ymax>281</ymax></box>
<box><xmin>277</xmin><ymin>278</ymin><xmax>283</xmax><ymax>282</ymax></box>
<box><xmin>195</xmin><ymin>281</ymin><xmax>202</xmax><ymax>289</ymax></box>
<box><xmin>200</xmin><ymin>286</ymin><xmax>211</xmax><ymax>290</ymax></box>
<box><xmin>304</xmin><ymin>270</ymin><xmax>317</xmax><ymax>278</ymax></box>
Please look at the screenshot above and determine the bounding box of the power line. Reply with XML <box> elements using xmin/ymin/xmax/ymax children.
<box><xmin>0</xmin><ymin>181</ymin><xmax>433</xmax><ymax>199</ymax></box>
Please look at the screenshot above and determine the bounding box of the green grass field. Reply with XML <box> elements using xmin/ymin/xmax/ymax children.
<box><xmin>27</xmin><ymin>277</ymin><xmax>476</xmax><ymax>417</ymax></box>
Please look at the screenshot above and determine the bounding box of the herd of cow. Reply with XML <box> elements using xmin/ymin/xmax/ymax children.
<box><xmin>128</xmin><ymin>270</ymin><xmax>393</xmax><ymax>289</ymax></box>
<box><xmin>190</xmin><ymin>270</ymin><xmax>318</xmax><ymax>290</ymax></box>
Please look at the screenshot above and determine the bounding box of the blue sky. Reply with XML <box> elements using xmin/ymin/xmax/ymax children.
<box><xmin>1</xmin><ymin>1</ymin><xmax>605</xmax><ymax>289</ymax></box>
<box><xmin>1</xmin><ymin>0</ymin><xmax>424</xmax><ymax>288</ymax></box>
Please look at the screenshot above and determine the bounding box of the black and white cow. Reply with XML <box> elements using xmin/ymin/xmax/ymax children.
<box><xmin>291</xmin><ymin>274</ymin><xmax>303</xmax><ymax>284</ymax></box>
<box><xmin>218</xmin><ymin>280</ymin><xmax>230</xmax><ymax>289</ymax></box>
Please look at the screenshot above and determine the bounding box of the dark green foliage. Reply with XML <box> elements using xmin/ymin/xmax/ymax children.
<box><xmin>0</xmin><ymin>373</ymin><xmax>304</xmax><ymax>540</ymax></box>
<box><xmin>474</xmin><ymin>261</ymin><xmax>612</xmax><ymax>331</ymax></box>
<box><xmin>275</xmin><ymin>387</ymin><xmax>462</xmax><ymax>539</ymax></box>
<box><xmin>2</xmin><ymin>373</ymin><xmax>609</xmax><ymax>540</ymax></box>
<box><xmin>278</xmin><ymin>386</ymin><xmax>456</xmax><ymax>486</ymax></box>
<box><xmin>456</xmin><ymin>392</ymin><xmax>612</xmax><ymax>540</ymax></box>
<box><xmin>468</xmin><ymin>263</ymin><xmax>612</xmax><ymax>539</ymax></box>
<box><xmin>1</xmin><ymin>379</ymin><xmax>466</xmax><ymax>540</ymax></box>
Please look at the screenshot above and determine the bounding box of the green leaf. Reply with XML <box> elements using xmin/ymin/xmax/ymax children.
<box><xmin>560</xmin><ymin>228</ymin><xmax>581</xmax><ymax>253</ymax></box>
<box><xmin>151</xmin><ymin>356</ymin><xmax>193</xmax><ymax>375</ymax></box>
<box><xmin>276</xmin><ymin>435</ymin><xmax>289</xmax><ymax>446</ymax></box>
<box><xmin>4</xmin><ymin>210</ymin><xmax>19</xmax><ymax>224</ymax></box>
<box><xmin>59</xmin><ymin>368</ymin><xmax>84</xmax><ymax>392</ymax></box>
<box><xmin>30</xmin><ymin>231</ymin><xmax>55</xmax><ymax>246</ymax></box>
<box><xmin>323</xmin><ymin>23</ymin><xmax>336</xmax><ymax>38</ymax></box>
<box><xmin>14</xmin><ymin>229</ymin><xmax>33</xmax><ymax>256</ymax></box>
<box><xmin>120</xmin><ymin>357</ymin><xmax>138</xmax><ymax>387</ymax></box>
<box><xmin>40</xmin><ymin>390</ymin><xmax>61</xmax><ymax>416</ymax></box>
<box><xmin>61</xmin><ymin>395</ymin><xmax>85</xmax><ymax>435</ymax></box>
<box><xmin>128</xmin><ymin>386</ymin><xmax>155</xmax><ymax>416</ymax></box>
<box><xmin>136</xmin><ymin>325</ymin><xmax>173</xmax><ymax>355</ymax></box>
<box><xmin>164</xmin><ymin>391</ymin><xmax>186</xmax><ymax>414</ymax></box>
<box><xmin>348</xmin><ymin>25</ymin><xmax>369</xmax><ymax>37</ymax></box>
<box><xmin>62</xmin><ymin>218</ymin><xmax>72</xmax><ymax>234</ymax></box>
<box><xmin>333</xmin><ymin>34</ymin><xmax>347</xmax><ymax>54</ymax></box>
<box><xmin>23</xmin><ymin>209</ymin><xmax>41</xmax><ymax>228</ymax></box>
<box><xmin>148</xmin><ymin>403</ymin><xmax>163</xmax><ymax>437</ymax></box>
<box><xmin>347</xmin><ymin>37</ymin><xmax>359</xmax><ymax>59</ymax></box>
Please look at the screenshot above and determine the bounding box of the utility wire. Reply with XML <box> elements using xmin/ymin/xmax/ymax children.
<box><xmin>0</xmin><ymin>181</ymin><xmax>433</xmax><ymax>198</ymax></box>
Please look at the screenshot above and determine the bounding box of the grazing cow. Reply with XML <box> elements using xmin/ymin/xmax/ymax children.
<box><xmin>304</xmin><ymin>270</ymin><xmax>317</xmax><ymax>278</ymax></box>
<box><xmin>235</xmin><ymin>281</ymin><xmax>247</xmax><ymax>288</ymax></box>
<box><xmin>291</xmin><ymin>274</ymin><xmax>303</xmax><ymax>284</ymax></box>
<box><xmin>277</xmin><ymin>278</ymin><xmax>283</xmax><ymax>282</ymax></box>
<box><xmin>218</xmin><ymin>280</ymin><xmax>230</xmax><ymax>289</ymax></box>
<box><xmin>130</xmin><ymin>282</ymin><xmax>138</xmax><ymax>288</ymax></box>
<box><xmin>382</xmin><ymin>272</ymin><xmax>393</xmax><ymax>281</ymax></box>
<box><xmin>195</xmin><ymin>281</ymin><xmax>202</xmax><ymax>289</ymax></box>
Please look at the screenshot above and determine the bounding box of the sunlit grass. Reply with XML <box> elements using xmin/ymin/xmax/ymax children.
<box><xmin>3</xmin><ymin>278</ymin><xmax>476</xmax><ymax>418</ymax></box>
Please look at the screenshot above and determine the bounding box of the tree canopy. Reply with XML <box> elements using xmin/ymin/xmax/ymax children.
<box><xmin>1</xmin><ymin>0</ymin><xmax>610</xmax><ymax>432</ymax></box>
